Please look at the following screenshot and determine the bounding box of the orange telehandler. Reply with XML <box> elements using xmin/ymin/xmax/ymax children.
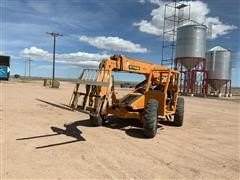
<box><xmin>69</xmin><ymin>54</ymin><xmax>184</xmax><ymax>138</ymax></box>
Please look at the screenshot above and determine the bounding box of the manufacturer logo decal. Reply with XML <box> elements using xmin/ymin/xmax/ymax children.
<box><xmin>129</xmin><ymin>65</ymin><xmax>140</xmax><ymax>70</ymax></box>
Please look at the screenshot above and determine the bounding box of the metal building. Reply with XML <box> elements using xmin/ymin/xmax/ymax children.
<box><xmin>206</xmin><ymin>46</ymin><xmax>232</xmax><ymax>96</ymax></box>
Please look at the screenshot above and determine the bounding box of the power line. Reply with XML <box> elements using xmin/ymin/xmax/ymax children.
<box><xmin>46</xmin><ymin>32</ymin><xmax>63</xmax><ymax>87</ymax></box>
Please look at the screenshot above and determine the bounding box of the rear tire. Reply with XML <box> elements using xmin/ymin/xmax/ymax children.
<box><xmin>143</xmin><ymin>99</ymin><xmax>158</xmax><ymax>138</ymax></box>
<box><xmin>90</xmin><ymin>115</ymin><xmax>103</xmax><ymax>126</ymax></box>
<box><xmin>173</xmin><ymin>97</ymin><xmax>184</xmax><ymax>127</ymax></box>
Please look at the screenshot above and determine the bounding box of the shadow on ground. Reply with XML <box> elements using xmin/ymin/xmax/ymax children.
<box><xmin>29</xmin><ymin>99</ymin><xmax>174</xmax><ymax>142</ymax></box>
<box><xmin>16</xmin><ymin>123</ymin><xmax>85</xmax><ymax>149</ymax></box>
<box><xmin>36</xmin><ymin>98</ymin><xmax>73</xmax><ymax>112</ymax></box>
<box><xmin>158</xmin><ymin>119</ymin><xmax>178</xmax><ymax>126</ymax></box>
<box><xmin>67</xmin><ymin>116</ymin><xmax>164</xmax><ymax>139</ymax></box>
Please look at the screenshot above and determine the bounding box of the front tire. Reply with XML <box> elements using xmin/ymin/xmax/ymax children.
<box><xmin>90</xmin><ymin>115</ymin><xmax>103</xmax><ymax>126</ymax></box>
<box><xmin>143</xmin><ymin>99</ymin><xmax>159</xmax><ymax>138</ymax></box>
<box><xmin>173</xmin><ymin>97</ymin><xmax>184</xmax><ymax>127</ymax></box>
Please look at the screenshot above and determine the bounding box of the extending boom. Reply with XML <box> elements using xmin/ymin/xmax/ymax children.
<box><xmin>99</xmin><ymin>54</ymin><xmax>169</xmax><ymax>75</ymax></box>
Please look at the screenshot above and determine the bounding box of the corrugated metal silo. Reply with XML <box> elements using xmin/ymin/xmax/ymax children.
<box><xmin>176</xmin><ymin>24</ymin><xmax>207</xmax><ymax>69</ymax></box>
<box><xmin>206</xmin><ymin>46</ymin><xmax>231</xmax><ymax>90</ymax></box>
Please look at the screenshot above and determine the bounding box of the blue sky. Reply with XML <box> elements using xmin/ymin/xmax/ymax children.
<box><xmin>0</xmin><ymin>0</ymin><xmax>239</xmax><ymax>86</ymax></box>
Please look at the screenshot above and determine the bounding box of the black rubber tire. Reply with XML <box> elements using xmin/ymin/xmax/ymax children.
<box><xmin>90</xmin><ymin>115</ymin><xmax>103</xmax><ymax>126</ymax></box>
<box><xmin>143</xmin><ymin>99</ymin><xmax>159</xmax><ymax>138</ymax></box>
<box><xmin>173</xmin><ymin>97</ymin><xmax>184</xmax><ymax>127</ymax></box>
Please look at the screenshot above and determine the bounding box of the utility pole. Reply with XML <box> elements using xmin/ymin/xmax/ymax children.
<box><xmin>28</xmin><ymin>57</ymin><xmax>33</xmax><ymax>77</ymax></box>
<box><xmin>46</xmin><ymin>32</ymin><xmax>63</xmax><ymax>87</ymax></box>
<box><xmin>24</xmin><ymin>59</ymin><xmax>27</xmax><ymax>77</ymax></box>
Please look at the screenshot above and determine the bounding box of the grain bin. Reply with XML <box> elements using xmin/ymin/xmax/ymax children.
<box><xmin>206</xmin><ymin>46</ymin><xmax>231</xmax><ymax>90</ymax></box>
<box><xmin>176</xmin><ymin>24</ymin><xmax>207</xmax><ymax>69</ymax></box>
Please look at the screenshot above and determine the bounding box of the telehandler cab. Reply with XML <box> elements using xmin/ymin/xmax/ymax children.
<box><xmin>70</xmin><ymin>55</ymin><xmax>184</xmax><ymax>138</ymax></box>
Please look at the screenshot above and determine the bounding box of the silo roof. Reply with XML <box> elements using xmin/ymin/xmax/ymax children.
<box><xmin>178</xmin><ymin>22</ymin><xmax>207</xmax><ymax>28</ymax></box>
<box><xmin>208</xmin><ymin>46</ymin><xmax>229</xmax><ymax>51</ymax></box>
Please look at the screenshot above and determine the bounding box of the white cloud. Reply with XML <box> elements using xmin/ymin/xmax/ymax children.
<box><xmin>35</xmin><ymin>64</ymin><xmax>97</xmax><ymax>70</ymax></box>
<box><xmin>21</xmin><ymin>47</ymin><xmax>110</xmax><ymax>67</ymax></box>
<box><xmin>138</xmin><ymin>0</ymin><xmax>146</xmax><ymax>4</ymax></box>
<box><xmin>133</xmin><ymin>20</ymin><xmax>162</xmax><ymax>36</ymax></box>
<box><xmin>22</xmin><ymin>47</ymin><xmax>49</xmax><ymax>58</ymax></box>
<box><xmin>35</xmin><ymin>65</ymin><xmax>53</xmax><ymax>70</ymax></box>
<box><xmin>134</xmin><ymin>0</ymin><xmax>237</xmax><ymax>39</ymax></box>
<box><xmin>148</xmin><ymin>0</ymin><xmax>163</xmax><ymax>5</ymax></box>
<box><xmin>79</xmin><ymin>35</ymin><xmax>148</xmax><ymax>53</ymax></box>
<box><xmin>71</xmin><ymin>60</ymin><xmax>100</xmax><ymax>67</ymax></box>
<box><xmin>206</xmin><ymin>17</ymin><xmax>238</xmax><ymax>39</ymax></box>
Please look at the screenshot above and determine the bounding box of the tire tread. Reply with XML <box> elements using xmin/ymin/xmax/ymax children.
<box><xmin>143</xmin><ymin>99</ymin><xmax>159</xmax><ymax>138</ymax></box>
<box><xmin>173</xmin><ymin>97</ymin><xmax>184</xmax><ymax>127</ymax></box>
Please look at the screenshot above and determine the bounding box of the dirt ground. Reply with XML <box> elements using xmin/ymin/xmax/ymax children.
<box><xmin>1</xmin><ymin>80</ymin><xmax>239</xmax><ymax>179</ymax></box>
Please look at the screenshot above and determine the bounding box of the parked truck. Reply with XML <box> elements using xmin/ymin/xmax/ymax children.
<box><xmin>0</xmin><ymin>55</ymin><xmax>10</xmax><ymax>80</ymax></box>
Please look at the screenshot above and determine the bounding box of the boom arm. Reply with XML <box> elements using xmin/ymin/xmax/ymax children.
<box><xmin>99</xmin><ymin>54</ymin><xmax>169</xmax><ymax>75</ymax></box>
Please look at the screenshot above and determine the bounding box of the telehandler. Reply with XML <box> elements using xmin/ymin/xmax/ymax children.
<box><xmin>70</xmin><ymin>55</ymin><xmax>184</xmax><ymax>138</ymax></box>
